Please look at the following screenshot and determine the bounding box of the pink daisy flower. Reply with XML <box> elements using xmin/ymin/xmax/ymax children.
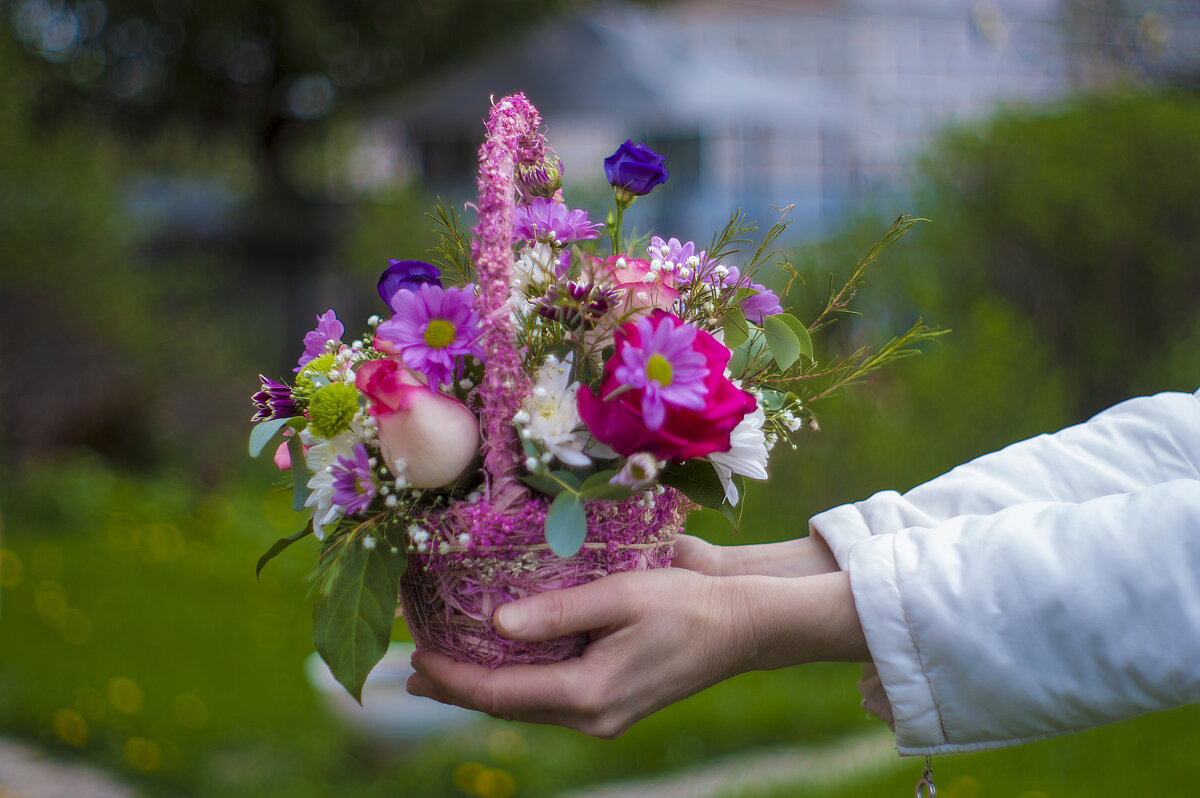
<box><xmin>613</xmin><ymin>312</ymin><xmax>710</xmax><ymax>430</ymax></box>
<box><xmin>376</xmin><ymin>283</ymin><xmax>485</xmax><ymax>391</ymax></box>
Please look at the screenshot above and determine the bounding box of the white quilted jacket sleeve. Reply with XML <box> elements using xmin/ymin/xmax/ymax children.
<box><xmin>808</xmin><ymin>389</ymin><xmax>1200</xmax><ymax>755</ymax></box>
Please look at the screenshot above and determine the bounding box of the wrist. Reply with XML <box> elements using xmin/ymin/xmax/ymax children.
<box><xmin>735</xmin><ymin>571</ymin><xmax>869</xmax><ymax>671</ymax></box>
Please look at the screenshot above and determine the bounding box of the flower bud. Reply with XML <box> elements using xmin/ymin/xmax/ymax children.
<box><xmin>356</xmin><ymin>358</ymin><xmax>479</xmax><ymax>489</ymax></box>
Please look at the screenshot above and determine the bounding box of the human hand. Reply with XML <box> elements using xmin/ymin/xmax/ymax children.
<box><xmin>406</xmin><ymin>567</ymin><xmax>866</xmax><ymax>738</ymax></box>
<box><xmin>672</xmin><ymin>532</ymin><xmax>840</xmax><ymax>578</ymax></box>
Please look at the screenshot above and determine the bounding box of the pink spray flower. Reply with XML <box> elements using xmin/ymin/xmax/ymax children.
<box><xmin>355</xmin><ymin>357</ymin><xmax>479</xmax><ymax>489</ymax></box>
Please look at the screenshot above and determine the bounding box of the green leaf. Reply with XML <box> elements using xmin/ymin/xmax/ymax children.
<box><xmin>719</xmin><ymin>305</ymin><xmax>749</xmax><ymax>349</ymax></box>
<box><xmin>249</xmin><ymin>417</ymin><xmax>291</xmax><ymax>458</ymax></box>
<box><xmin>288</xmin><ymin>434</ymin><xmax>309</xmax><ymax>512</ymax></box>
<box><xmin>578</xmin><ymin>470</ymin><xmax>639</xmax><ymax>500</ymax></box>
<box><xmin>519</xmin><ymin>470</ymin><xmax>581</xmax><ymax>498</ymax></box>
<box><xmin>544</xmin><ymin>491</ymin><xmax>587</xmax><ymax>556</ymax></box>
<box><xmin>659</xmin><ymin>460</ymin><xmax>726</xmax><ymax>511</ymax></box>
<box><xmin>256</xmin><ymin>523</ymin><xmax>313</xmax><ymax>579</ymax></box>
<box><xmin>717</xmin><ymin>477</ymin><xmax>746</xmax><ymax>532</ymax></box>
<box><xmin>312</xmin><ymin>542</ymin><xmax>408</xmax><ymax>702</ymax></box>
<box><xmin>763</xmin><ymin>314</ymin><xmax>802</xmax><ymax>369</ymax></box>
<box><xmin>772</xmin><ymin>313</ymin><xmax>814</xmax><ymax>362</ymax></box>
<box><xmin>728</xmin><ymin>330</ymin><xmax>768</xmax><ymax>377</ymax></box>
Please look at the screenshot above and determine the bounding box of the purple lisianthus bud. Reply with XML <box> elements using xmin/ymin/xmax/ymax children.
<box><xmin>741</xmin><ymin>283</ymin><xmax>784</xmax><ymax>324</ymax></box>
<box><xmin>604</xmin><ymin>140</ymin><xmax>668</xmax><ymax>197</ymax></box>
<box><xmin>252</xmin><ymin>375</ymin><xmax>299</xmax><ymax>421</ymax></box>
<box><xmin>377</xmin><ymin>260</ymin><xmax>442</xmax><ymax>307</ymax></box>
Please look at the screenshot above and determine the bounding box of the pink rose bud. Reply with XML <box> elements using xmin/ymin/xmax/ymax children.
<box><xmin>273</xmin><ymin>440</ymin><xmax>292</xmax><ymax>472</ymax></box>
<box><xmin>355</xmin><ymin>357</ymin><xmax>479</xmax><ymax>489</ymax></box>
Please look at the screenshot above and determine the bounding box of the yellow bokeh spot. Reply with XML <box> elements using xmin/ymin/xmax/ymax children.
<box><xmin>945</xmin><ymin>776</ymin><xmax>985</xmax><ymax>798</ymax></box>
<box><xmin>454</xmin><ymin>762</ymin><xmax>486</xmax><ymax>794</ymax></box>
<box><xmin>107</xmin><ymin>677</ymin><xmax>145</xmax><ymax>715</ymax></box>
<box><xmin>485</xmin><ymin>729</ymin><xmax>528</xmax><ymax>763</ymax></box>
<box><xmin>76</xmin><ymin>686</ymin><xmax>106</xmax><ymax>721</ymax></box>
<box><xmin>0</xmin><ymin>549</ymin><xmax>23</xmax><ymax>588</ymax></box>
<box><xmin>172</xmin><ymin>693</ymin><xmax>208</xmax><ymax>729</ymax></box>
<box><xmin>53</xmin><ymin>708</ymin><xmax>88</xmax><ymax>747</ymax></box>
<box><xmin>124</xmin><ymin>737</ymin><xmax>161</xmax><ymax>772</ymax></box>
<box><xmin>34</xmin><ymin>581</ymin><xmax>68</xmax><ymax>627</ymax></box>
<box><xmin>473</xmin><ymin>768</ymin><xmax>516</xmax><ymax>798</ymax></box>
<box><xmin>140</xmin><ymin>523</ymin><xmax>183</xmax><ymax>563</ymax></box>
<box><xmin>198</xmin><ymin>493</ymin><xmax>234</xmax><ymax>534</ymax></box>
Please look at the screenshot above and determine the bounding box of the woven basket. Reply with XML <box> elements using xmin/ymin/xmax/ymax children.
<box><xmin>397</xmin><ymin>94</ymin><xmax>691</xmax><ymax>667</ymax></box>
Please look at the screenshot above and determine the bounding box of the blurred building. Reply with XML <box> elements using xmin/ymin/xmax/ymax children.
<box><xmin>386</xmin><ymin>0</ymin><xmax>1197</xmax><ymax>238</ymax></box>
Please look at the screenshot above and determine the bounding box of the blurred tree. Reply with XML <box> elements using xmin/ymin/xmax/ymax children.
<box><xmin>853</xmin><ymin>92</ymin><xmax>1200</xmax><ymax>427</ymax></box>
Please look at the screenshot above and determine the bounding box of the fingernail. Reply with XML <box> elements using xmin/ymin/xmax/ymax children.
<box><xmin>495</xmin><ymin>602</ymin><xmax>526</xmax><ymax>635</ymax></box>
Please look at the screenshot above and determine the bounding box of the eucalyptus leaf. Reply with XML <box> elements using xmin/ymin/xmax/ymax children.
<box><xmin>728</xmin><ymin>331</ymin><xmax>768</xmax><ymax>377</ymax></box>
<box><xmin>763</xmin><ymin>314</ymin><xmax>802</xmax><ymax>369</ymax></box>
<box><xmin>256</xmin><ymin>523</ymin><xmax>313</xmax><ymax>579</ymax></box>
<box><xmin>719</xmin><ymin>306</ymin><xmax>749</xmax><ymax>349</ymax></box>
<box><xmin>659</xmin><ymin>460</ymin><xmax>727</xmax><ymax>511</ymax></box>
<box><xmin>519</xmin><ymin>474</ymin><xmax>567</xmax><ymax>497</ymax></box>
<box><xmin>312</xmin><ymin>542</ymin><xmax>408</xmax><ymax>702</ymax></box>
<box><xmin>578</xmin><ymin>470</ymin><xmax>639</xmax><ymax>501</ymax></box>
<box><xmin>249</xmin><ymin>417</ymin><xmax>291</xmax><ymax>458</ymax></box>
<box><xmin>309</xmin><ymin>374</ymin><xmax>331</xmax><ymax>391</ymax></box>
<box><xmin>772</xmin><ymin>313</ymin><xmax>814</xmax><ymax>362</ymax></box>
<box><xmin>545</xmin><ymin>491</ymin><xmax>587</xmax><ymax>557</ymax></box>
<box><xmin>288</xmin><ymin>434</ymin><xmax>309</xmax><ymax>512</ymax></box>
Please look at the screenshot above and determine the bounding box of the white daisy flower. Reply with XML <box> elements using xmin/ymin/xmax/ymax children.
<box><xmin>302</xmin><ymin>423</ymin><xmax>364</xmax><ymax>539</ymax></box>
<box><xmin>708</xmin><ymin>405</ymin><xmax>769</xmax><ymax>506</ymax></box>
<box><xmin>518</xmin><ymin>354</ymin><xmax>592</xmax><ymax>467</ymax></box>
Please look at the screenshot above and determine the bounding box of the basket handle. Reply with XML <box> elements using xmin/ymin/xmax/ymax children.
<box><xmin>471</xmin><ymin>93</ymin><xmax>543</xmax><ymax>507</ymax></box>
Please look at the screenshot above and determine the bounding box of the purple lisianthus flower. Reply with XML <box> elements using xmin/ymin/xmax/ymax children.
<box><xmin>512</xmin><ymin>197</ymin><xmax>603</xmax><ymax>245</ymax></box>
<box><xmin>378</xmin><ymin>260</ymin><xmax>441</xmax><ymax>308</ymax></box>
<box><xmin>251</xmin><ymin>375</ymin><xmax>298</xmax><ymax>421</ymax></box>
<box><xmin>331</xmin><ymin>443</ymin><xmax>376</xmax><ymax>515</ymax></box>
<box><xmin>295</xmin><ymin>310</ymin><xmax>344</xmax><ymax>372</ymax></box>
<box><xmin>604</xmin><ymin>140</ymin><xmax>668</xmax><ymax>197</ymax></box>
<box><xmin>739</xmin><ymin>282</ymin><xmax>784</xmax><ymax>324</ymax></box>
<box><xmin>613</xmin><ymin>313</ymin><xmax>709</xmax><ymax>430</ymax></box>
<box><xmin>375</xmin><ymin>283</ymin><xmax>485</xmax><ymax>391</ymax></box>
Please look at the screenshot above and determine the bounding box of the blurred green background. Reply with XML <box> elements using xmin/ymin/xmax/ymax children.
<box><xmin>2</xmin><ymin>1</ymin><xmax>1199</xmax><ymax>796</ymax></box>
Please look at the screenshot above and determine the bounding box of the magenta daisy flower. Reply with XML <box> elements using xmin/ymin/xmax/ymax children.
<box><xmin>375</xmin><ymin>283</ymin><xmax>485</xmax><ymax>391</ymax></box>
<box><xmin>613</xmin><ymin>313</ymin><xmax>710</xmax><ymax>430</ymax></box>
<box><xmin>331</xmin><ymin>443</ymin><xmax>376</xmax><ymax>515</ymax></box>
<box><xmin>512</xmin><ymin>197</ymin><xmax>603</xmax><ymax>244</ymax></box>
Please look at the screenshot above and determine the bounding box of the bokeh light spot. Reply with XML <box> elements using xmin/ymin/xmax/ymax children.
<box><xmin>485</xmin><ymin>729</ymin><xmax>528</xmax><ymax>763</ymax></box>
<box><xmin>53</xmin><ymin>708</ymin><xmax>89</xmax><ymax>747</ymax></box>
<box><xmin>76</xmin><ymin>686</ymin><xmax>106</xmax><ymax>721</ymax></box>
<box><xmin>172</xmin><ymin>693</ymin><xmax>208</xmax><ymax>729</ymax></box>
<box><xmin>945</xmin><ymin>775</ymin><xmax>984</xmax><ymax>798</ymax></box>
<box><xmin>124</xmin><ymin>737</ymin><xmax>161</xmax><ymax>772</ymax></box>
<box><xmin>107</xmin><ymin>677</ymin><xmax>144</xmax><ymax>715</ymax></box>
<box><xmin>474</xmin><ymin>768</ymin><xmax>516</xmax><ymax>798</ymax></box>
<box><xmin>453</xmin><ymin>762</ymin><xmax>486</xmax><ymax>794</ymax></box>
<box><xmin>34</xmin><ymin>581</ymin><xmax>68</xmax><ymax>628</ymax></box>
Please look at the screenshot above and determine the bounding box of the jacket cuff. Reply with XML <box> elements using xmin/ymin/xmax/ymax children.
<box><xmin>847</xmin><ymin>533</ymin><xmax>947</xmax><ymax>752</ymax></box>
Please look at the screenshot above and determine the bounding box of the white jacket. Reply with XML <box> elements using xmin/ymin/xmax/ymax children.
<box><xmin>809</xmin><ymin>388</ymin><xmax>1200</xmax><ymax>755</ymax></box>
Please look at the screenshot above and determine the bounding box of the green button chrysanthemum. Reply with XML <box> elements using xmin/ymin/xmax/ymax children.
<box><xmin>307</xmin><ymin>381</ymin><xmax>360</xmax><ymax>439</ymax></box>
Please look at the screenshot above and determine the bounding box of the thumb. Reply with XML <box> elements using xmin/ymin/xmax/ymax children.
<box><xmin>493</xmin><ymin>576</ymin><xmax>635</xmax><ymax>642</ymax></box>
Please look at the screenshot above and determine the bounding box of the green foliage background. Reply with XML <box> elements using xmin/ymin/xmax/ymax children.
<box><xmin>2</xmin><ymin>16</ymin><xmax>1198</xmax><ymax>790</ymax></box>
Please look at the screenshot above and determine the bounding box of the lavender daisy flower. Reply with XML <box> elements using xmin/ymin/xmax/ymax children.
<box><xmin>251</xmin><ymin>375</ymin><xmax>298</xmax><ymax>421</ymax></box>
<box><xmin>295</xmin><ymin>310</ymin><xmax>344</xmax><ymax>372</ymax></box>
<box><xmin>512</xmin><ymin>197</ymin><xmax>603</xmax><ymax>245</ymax></box>
<box><xmin>331</xmin><ymin>443</ymin><xmax>376</xmax><ymax>515</ymax></box>
<box><xmin>376</xmin><ymin>283</ymin><xmax>485</xmax><ymax>391</ymax></box>
<box><xmin>614</xmin><ymin>314</ymin><xmax>710</xmax><ymax>430</ymax></box>
<box><xmin>647</xmin><ymin>236</ymin><xmax>703</xmax><ymax>281</ymax></box>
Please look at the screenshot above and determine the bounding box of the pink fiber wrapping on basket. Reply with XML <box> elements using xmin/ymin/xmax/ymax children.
<box><xmin>470</xmin><ymin>93</ymin><xmax>542</xmax><ymax>511</ymax></box>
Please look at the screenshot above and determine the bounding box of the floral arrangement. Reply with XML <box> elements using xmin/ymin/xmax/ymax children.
<box><xmin>250</xmin><ymin>94</ymin><xmax>939</xmax><ymax>700</ymax></box>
